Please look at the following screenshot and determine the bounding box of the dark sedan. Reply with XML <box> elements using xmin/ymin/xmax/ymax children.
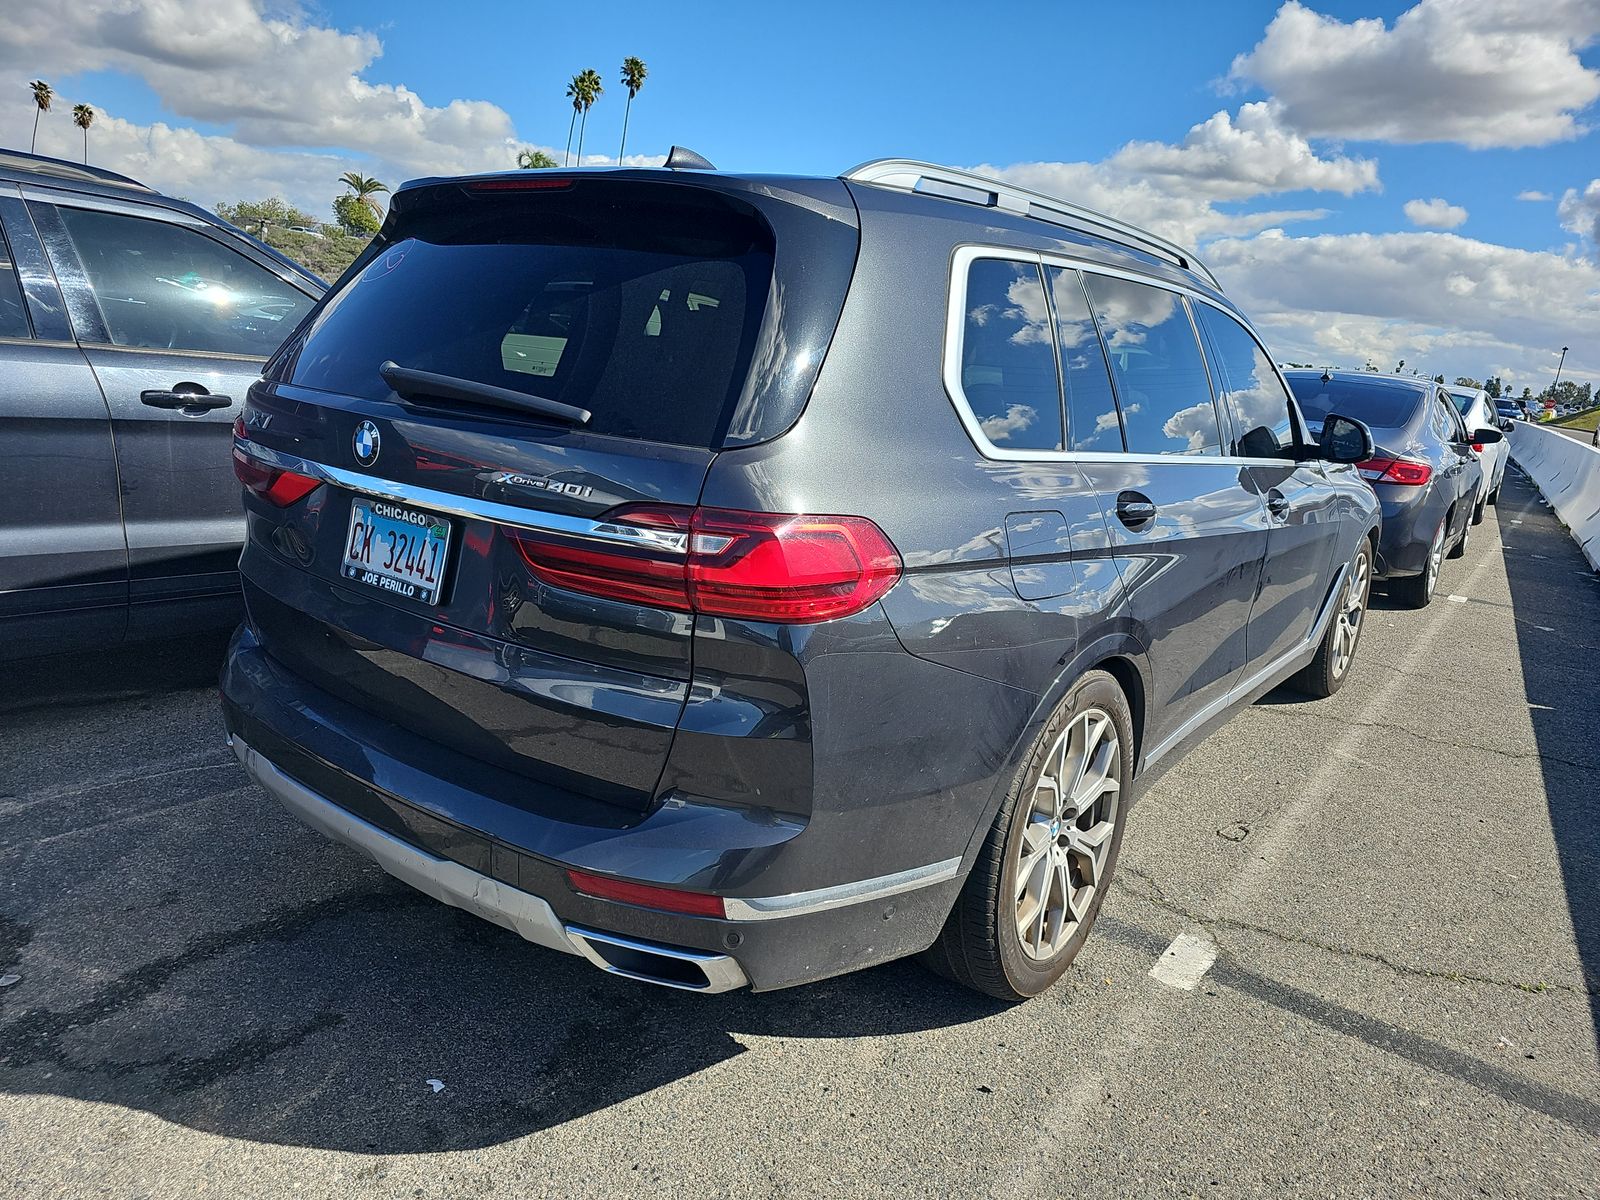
<box><xmin>1285</xmin><ymin>370</ymin><xmax>1500</xmax><ymax>607</ymax></box>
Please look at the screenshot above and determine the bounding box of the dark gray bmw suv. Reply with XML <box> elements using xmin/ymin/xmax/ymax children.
<box><xmin>222</xmin><ymin>158</ymin><xmax>1380</xmax><ymax>1000</ymax></box>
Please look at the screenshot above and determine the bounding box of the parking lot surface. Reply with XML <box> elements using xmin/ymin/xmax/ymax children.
<box><xmin>2</xmin><ymin>470</ymin><xmax>1597</xmax><ymax>1199</ymax></box>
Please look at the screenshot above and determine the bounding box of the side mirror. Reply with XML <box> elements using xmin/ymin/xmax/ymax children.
<box><xmin>1470</xmin><ymin>427</ymin><xmax>1504</xmax><ymax>445</ymax></box>
<box><xmin>1498</xmin><ymin>418</ymin><xmax>1514</xmax><ymax>433</ymax></box>
<box><xmin>1320</xmin><ymin>413</ymin><xmax>1374</xmax><ymax>465</ymax></box>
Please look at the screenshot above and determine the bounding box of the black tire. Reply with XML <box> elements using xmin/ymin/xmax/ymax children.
<box><xmin>921</xmin><ymin>670</ymin><xmax>1133</xmax><ymax>1001</ymax></box>
<box><xmin>1487</xmin><ymin>481</ymin><xmax>1500</xmax><ymax>507</ymax></box>
<box><xmin>1291</xmin><ymin>537</ymin><xmax>1372</xmax><ymax>699</ymax></box>
<box><xmin>1449</xmin><ymin>505</ymin><xmax>1471</xmax><ymax>557</ymax></box>
<box><xmin>1393</xmin><ymin>516</ymin><xmax>1445</xmax><ymax>609</ymax></box>
<box><xmin>1471</xmin><ymin>492</ymin><xmax>1486</xmax><ymax>526</ymax></box>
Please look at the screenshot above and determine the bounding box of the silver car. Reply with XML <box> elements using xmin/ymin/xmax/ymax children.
<box><xmin>1446</xmin><ymin>386</ymin><xmax>1510</xmax><ymax>523</ymax></box>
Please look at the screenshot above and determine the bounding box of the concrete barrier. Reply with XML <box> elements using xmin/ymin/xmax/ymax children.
<box><xmin>1506</xmin><ymin>421</ymin><xmax>1600</xmax><ymax>571</ymax></box>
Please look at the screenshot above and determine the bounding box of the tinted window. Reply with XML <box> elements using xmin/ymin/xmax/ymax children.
<box><xmin>1194</xmin><ymin>305</ymin><xmax>1295</xmax><ymax>458</ymax></box>
<box><xmin>0</xmin><ymin>225</ymin><xmax>32</xmax><ymax>338</ymax></box>
<box><xmin>1447</xmin><ymin>390</ymin><xmax>1477</xmax><ymax>414</ymax></box>
<box><xmin>284</xmin><ymin>188</ymin><xmax>773</xmax><ymax>449</ymax></box>
<box><xmin>1083</xmin><ymin>274</ymin><xmax>1221</xmax><ymax>456</ymax></box>
<box><xmin>1286</xmin><ymin>376</ymin><xmax>1424</xmax><ymax>432</ymax></box>
<box><xmin>1046</xmin><ymin>267</ymin><xmax>1122</xmax><ymax>452</ymax></box>
<box><xmin>57</xmin><ymin>207</ymin><xmax>312</xmax><ymax>357</ymax></box>
<box><xmin>959</xmin><ymin>258</ymin><xmax>1063</xmax><ymax>452</ymax></box>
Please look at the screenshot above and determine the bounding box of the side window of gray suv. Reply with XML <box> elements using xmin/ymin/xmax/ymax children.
<box><xmin>1193</xmin><ymin>304</ymin><xmax>1296</xmax><ymax>458</ymax></box>
<box><xmin>55</xmin><ymin>206</ymin><xmax>313</xmax><ymax>358</ymax></box>
<box><xmin>958</xmin><ymin>258</ymin><xmax>1064</xmax><ymax>453</ymax></box>
<box><xmin>1045</xmin><ymin>267</ymin><xmax>1122</xmax><ymax>452</ymax></box>
<box><xmin>1082</xmin><ymin>273</ymin><xmax>1222</xmax><ymax>457</ymax></box>
<box><xmin>0</xmin><ymin>225</ymin><xmax>30</xmax><ymax>339</ymax></box>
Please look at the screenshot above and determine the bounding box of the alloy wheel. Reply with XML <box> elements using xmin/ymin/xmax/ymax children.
<box><xmin>1014</xmin><ymin>708</ymin><xmax>1121</xmax><ymax>961</ymax></box>
<box><xmin>1331</xmin><ymin>547</ymin><xmax>1370</xmax><ymax>679</ymax></box>
<box><xmin>1425</xmin><ymin>519</ymin><xmax>1445</xmax><ymax>599</ymax></box>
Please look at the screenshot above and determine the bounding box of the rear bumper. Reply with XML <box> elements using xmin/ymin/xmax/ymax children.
<box><xmin>1372</xmin><ymin>491</ymin><xmax>1437</xmax><ymax>578</ymax></box>
<box><xmin>231</xmin><ymin>733</ymin><xmax>748</xmax><ymax>992</ymax></box>
<box><xmin>221</xmin><ymin>626</ymin><xmax>965</xmax><ymax>992</ymax></box>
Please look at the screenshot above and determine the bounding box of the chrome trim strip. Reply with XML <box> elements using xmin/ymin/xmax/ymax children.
<box><xmin>1144</xmin><ymin>561</ymin><xmax>1349</xmax><ymax>768</ymax></box>
<box><xmin>939</xmin><ymin>247</ymin><xmax>1305</xmax><ymax>467</ymax></box>
<box><xmin>563</xmin><ymin>925</ymin><xmax>748</xmax><ymax>994</ymax></box>
<box><xmin>230</xmin><ymin>734</ymin><xmax>580</xmax><ymax>956</ymax></box>
<box><xmin>234</xmin><ymin>438</ymin><xmax>690</xmax><ymax>553</ymax></box>
<box><xmin>722</xmin><ymin>856</ymin><xmax>963</xmax><ymax>921</ymax></box>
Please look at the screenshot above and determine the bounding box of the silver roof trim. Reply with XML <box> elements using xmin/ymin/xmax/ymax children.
<box><xmin>843</xmin><ymin>158</ymin><xmax>1221</xmax><ymax>291</ymax></box>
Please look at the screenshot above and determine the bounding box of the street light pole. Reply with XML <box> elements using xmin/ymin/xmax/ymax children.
<box><xmin>1551</xmin><ymin>345</ymin><xmax>1569</xmax><ymax>398</ymax></box>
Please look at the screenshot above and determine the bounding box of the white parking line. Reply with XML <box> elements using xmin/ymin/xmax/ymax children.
<box><xmin>1447</xmin><ymin>594</ymin><xmax>1469</xmax><ymax>603</ymax></box>
<box><xmin>1150</xmin><ymin>928</ymin><xmax>1219</xmax><ymax>991</ymax></box>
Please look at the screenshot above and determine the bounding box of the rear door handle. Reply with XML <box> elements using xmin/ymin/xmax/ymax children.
<box><xmin>1267</xmin><ymin>489</ymin><xmax>1291</xmax><ymax>519</ymax></box>
<box><xmin>1115</xmin><ymin>491</ymin><xmax>1157</xmax><ymax>529</ymax></box>
<box><xmin>141</xmin><ymin>387</ymin><xmax>233</xmax><ymax>413</ymax></box>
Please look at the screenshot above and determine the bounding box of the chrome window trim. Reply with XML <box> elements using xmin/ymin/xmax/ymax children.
<box><xmin>722</xmin><ymin>856</ymin><xmax>963</xmax><ymax>921</ymax></box>
<box><xmin>234</xmin><ymin>438</ymin><xmax>692</xmax><ymax>554</ymax></box>
<box><xmin>944</xmin><ymin>246</ymin><xmax>1311</xmax><ymax>468</ymax></box>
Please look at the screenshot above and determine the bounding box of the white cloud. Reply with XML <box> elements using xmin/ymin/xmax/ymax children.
<box><xmin>1207</xmin><ymin>229</ymin><xmax>1600</xmax><ymax>385</ymax></box>
<box><xmin>1558</xmin><ymin>179</ymin><xmax>1600</xmax><ymax>244</ymax></box>
<box><xmin>1517</xmin><ymin>190</ymin><xmax>1553</xmax><ymax>201</ymax></box>
<box><xmin>1230</xmin><ymin>0</ymin><xmax>1600</xmax><ymax>149</ymax></box>
<box><xmin>0</xmin><ymin>0</ymin><xmax>523</xmax><ymax>177</ymax></box>
<box><xmin>1403</xmin><ymin>197</ymin><xmax>1469</xmax><ymax>229</ymax></box>
<box><xmin>1106</xmin><ymin>101</ymin><xmax>1378</xmax><ymax>200</ymax></box>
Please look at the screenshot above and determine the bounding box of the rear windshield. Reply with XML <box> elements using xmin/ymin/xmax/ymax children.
<box><xmin>1286</xmin><ymin>376</ymin><xmax>1423</xmax><ymax>431</ymax></box>
<box><xmin>279</xmin><ymin>183</ymin><xmax>775</xmax><ymax>448</ymax></box>
<box><xmin>1447</xmin><ymin>390</ymin><xmax>1477</xmax><ymax>413</ymax></box>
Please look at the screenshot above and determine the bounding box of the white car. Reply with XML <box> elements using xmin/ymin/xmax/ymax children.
<box><xmin>1446</xmin><ymin>386</ymin><xmax>1510</xmax><ymax>522</ymax></box>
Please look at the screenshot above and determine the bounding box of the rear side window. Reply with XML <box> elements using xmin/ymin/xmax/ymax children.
<box><xmin>55</xmin><ymin>207</ymin><xmax>313</xmax><ymax>356</ymax></box>
<box><xmin>0</xmin><ymin>225</ymin><xmax>29</xmax><ymax>338</ymax></box>
<box><xmin>1083</xmin><ymin>274</ymin><xmax>1221</xmax><ymax>456</ymax></box>
<box><xmin>284</xmin><ymin>185</ymin><xmax>774</xmax><ymax>449</ymax></box>
<box><xmin>1193</xmin><ymin>304</ymin><xmax>1296</xmax><ymax>458</ymax></box>
<box><xmin>1046</xmin><ymin>267</ymin><xmax>1122</xmax><ymax>452</ymax></box>
<box><xmin>1286</xmin><ymin>377</ymin><xmax>1423</xmax><ymax>432</ymax></box>
<box><xmin>958</xmin><ymin>258</ymin><xmax>1064</xmax><ymax>452</ymax></box>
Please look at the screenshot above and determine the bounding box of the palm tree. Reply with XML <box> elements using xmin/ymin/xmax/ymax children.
<box><xmin>338</xmin><ymin>171</ymin><xmax>389</xmax><ymax>218</ymax></box>
<box><xmin>617</xmin><ymin>57</ymin><xmax>647</xmax><ymax>163</ymax></box>
<box><xmin>72</xmin><ymin>104</ymin><xmax>93</xmax><ymax>164</ymax></box>
<box><xmin>575</xmin><ymin>68</ymin><xmax>603</xmax><ymax>164</ymax></box>
<box><xmin>517</xmin><ymin>148</ymin><xmax>558</xmax><ymax>169</ymax></box>
<box><xmin>563</xmin><ymin>75</ymin><xmax>582</xmax><ymax>166</ymax></box>
<box><xmin>28</xmin><ymin>81</ymin><xmax>52</xmax><ymax>154</ymax></box>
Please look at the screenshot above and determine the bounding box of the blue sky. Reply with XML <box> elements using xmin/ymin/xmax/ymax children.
<box><xmin>2</xmin><ymin>0</ymin><xmax>1597</xmax><ymax>387</ymax></box>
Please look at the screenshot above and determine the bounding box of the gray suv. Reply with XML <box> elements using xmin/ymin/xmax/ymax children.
<box><xmin>0</xmin><ymin>150</ymin><xmax>323</xmax><ymax>659</ymax></box>
<box><xmin>222</xmin><ymin>158</ymin><xmax>1380</xmax><ymax>1000</ymax></box>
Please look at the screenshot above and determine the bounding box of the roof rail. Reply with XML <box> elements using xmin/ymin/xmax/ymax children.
<box><xmin>0</xmin><ymin>147</ymin><xmax>152</xmax><ymax>193</ymax></box>
<box><xmin>843</xmin><ymin>158</ymin><xmax>1220</xmax><ymax>291</ymax></box>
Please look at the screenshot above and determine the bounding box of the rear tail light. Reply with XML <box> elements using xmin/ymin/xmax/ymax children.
<box><xmin>510</xmin><ymin>504</ymin><xmax>902</xmax><ymax>623</ymax></box>
<box><xmin>232</xmin><ymin>417</ymin><xmax>321</xmax><ymax>507</ymax></box>
<box><xmin>1356</xmin><ymin>456</ymin><xmax>1432</xmax><ymax>486</ymax></box>
<box><xmin>1471</xmin><ymin>441</ymin><xmax>1484</xmax><ymax>453</ymax></box>
<box><xmin>567</xmin><ymin>869</ymin><xmax>727</xmax><ymax>918</ymax></box>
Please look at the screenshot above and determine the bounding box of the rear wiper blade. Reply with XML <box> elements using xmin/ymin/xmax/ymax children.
<box><xmin>379</xmin><ymin>361</ymin><xmax>591</xmax><ymax>426</ymax></box>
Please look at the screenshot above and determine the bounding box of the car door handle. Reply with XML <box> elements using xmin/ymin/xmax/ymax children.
<box><xmin>141</xmin><ymin>387</ymin><xmax>234</xmax><ymax>412</ymax></box>
<box><xmin>1115</xmin><ymin>491</ymin><xmax>1157</xmax><ymax>529</ymax></box>
<box><xmin>1266</xmin><ymin>489</ymin><xmax>1291</xmax><ymax>520</ymax></box>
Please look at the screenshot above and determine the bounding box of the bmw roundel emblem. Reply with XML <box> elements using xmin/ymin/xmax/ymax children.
<box><xmin>353</xmin><ymin>420</ymin><xmax>381</xmax><ymax>467</ymax></box>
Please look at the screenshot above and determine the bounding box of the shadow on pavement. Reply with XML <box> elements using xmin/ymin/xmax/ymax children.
<box><xmin>0</xmin><ymin>639</ymin><xmax>1005</xmax><ymax>1155</ymax></box>
<box><xmin>1496</xmin><ymin>471</ymin><xmax>1600</xmax><ymax>1053</ymax></box>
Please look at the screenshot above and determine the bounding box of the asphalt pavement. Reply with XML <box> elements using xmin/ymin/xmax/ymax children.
<box><xmin>2</xmin><ymin>471</ymin><xmax>1597</xmax><ymax>1199</ymax></box>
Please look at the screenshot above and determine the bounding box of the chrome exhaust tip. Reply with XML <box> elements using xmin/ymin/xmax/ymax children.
<box><xmin>564</xmin><ymin>925</ymin><xmax>747</xmax><ymax>994</ymax></box>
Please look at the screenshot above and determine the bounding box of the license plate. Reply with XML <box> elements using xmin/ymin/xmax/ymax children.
<box><xmin>341</xmin><ymin>499</ymin><xmax>452</xmax><ymax>605</ymax></box>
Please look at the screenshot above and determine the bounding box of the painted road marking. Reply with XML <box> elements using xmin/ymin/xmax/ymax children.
<box><xmin>1447</xmin><ymin>594</ymin><xmax>1469</xmax><ymax>603</ymax></box>
<box><xmin>1150</xmin><ymin>929</ymin><xmax>1218</xmax><ymax>991</ymax></box>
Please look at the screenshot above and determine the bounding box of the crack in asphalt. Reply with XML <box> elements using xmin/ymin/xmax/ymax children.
<box><xmin>0</xmin><ymin>888</ymin><xmax>427</xmax><ymax>1089</ymax></box>
<box><xmin>1254</xmin><ymin>706</ymin><xmax>1600</xmax><ymax>775</ymax></box>
<box><xmin>1119</xmin><ymin>871</ymin><xmax>1597</xmax><ymax>997</ymax></box>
